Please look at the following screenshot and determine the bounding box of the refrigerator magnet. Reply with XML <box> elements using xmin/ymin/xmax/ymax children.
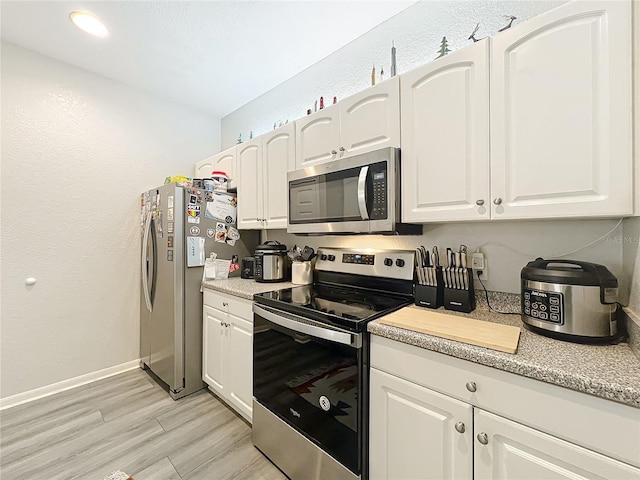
<box><xmin>168</xmin><ymin>195</ymin><xmax>174</xmax><ymax>208</ymax></box>
<box><xmin>206</xmin><ymin>228</ymin><xmax>215</xmax><ymax>238</ymax></box>
<box><xmin>167</xmin><ymin>236</ymin><xmax>174</xmax><ymax>248</ymax></box>
<box><xmin>215</xmin><ymin>222</ymin><xmax>228</xmax><ymax>243</ymax></box>
<box><xmin>167</xmin><ymin>208</ymin><xmax>174</xmax><ymax>221</ymax></box>
<box><xmin>167</xmin><ymin>222</ymin><xmax>174</xmax><ymax>234</ymax></box>
<box><xmin>189</xmin><ymin>226</ymin><xmax>200</xmax><ymax>236</ymax></box>
<box><xmin>167</xmin><ymin>250</ymin><xmax>173</xmax><ymax>261</ymax></box>
<box><xmin>187</xmin><ymin>204</ymin><xmax>201</xmax><ymax>223</ymax></box>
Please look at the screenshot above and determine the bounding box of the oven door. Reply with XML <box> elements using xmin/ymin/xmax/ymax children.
<box><xmin>253</xmin><ymin>303</ymin><xmax>364</xmax><ymax>475</ymax></box>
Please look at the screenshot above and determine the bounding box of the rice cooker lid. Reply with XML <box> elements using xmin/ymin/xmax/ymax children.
<box><xmin>255</xmin><ymin>240</ymin><xmax>287</xmax><ymax>253</ymax></box>
<box><xmin>521</xmin><ymin>258</ymin><xmax>617</xmax><ymax>288</ymax></box>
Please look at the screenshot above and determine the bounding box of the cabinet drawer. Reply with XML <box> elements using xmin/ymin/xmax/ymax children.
<box><xmin>203</xmin><ymin>290</ymin><xmax>253</xmax><ymax>320</ymax></box>
<box><xmin>371</xmin><ymin>335</ymin><xmax>640</xmax><ymax>468</ymax></box>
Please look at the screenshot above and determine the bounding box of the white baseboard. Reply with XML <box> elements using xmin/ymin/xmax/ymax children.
<box><xmin>0</xmin><ymin>359</ymin><xmax>141</xmax><ymax>411</ymax></box>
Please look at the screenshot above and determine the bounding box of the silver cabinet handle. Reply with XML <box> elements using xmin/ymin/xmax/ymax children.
<box><xmin>455</xmin><ymin>422</ymin><xmax>466</xmax><ymax>434</ymax></box>
<box><xmin>222</xmin><ymin>302</ymin><xmax>228</xmax><ymax>307</ymax></box>
<box><xmin>493</xmin><ymin>197</ymin><xmax>503</xmax><ymax>205</ymax></box>
<box><xmin>476</xmin><ymin>199</ymin><xmax>485</xmax><ymax>206</ymax></box>
<box><xmin>331</xmin><ymin>149</ymin><xmax>337</xmax><ymax>155</ymax></box>
<box><xmin>477</xmin><ymin>432</ymin><xmax>489</xmax><ymax>445</ymax></box>
<box><xmin>466</xmin><ymin>381</ymin><xmax>477</xmax><ymax>392</ymax></box>
<box><xmin>339</xmin><ymin>146</ymin><xmax>346</xmax><ymax>152</ymax></box>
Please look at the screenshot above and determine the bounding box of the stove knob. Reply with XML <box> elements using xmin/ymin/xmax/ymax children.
<box><xmin>396</xmin><ymin>259</ymin><xmax>405</xmax><ymax>268</ymax></box>
<box><xmin>320</xmin><ymin>254</ymin><xmax>328</xmax><ymax>261</ymax></box>
<box><xmin>384</xmin><ymin>258</ymin><xmax>393</xmax><ymax>267</ymax></box>
<box><xmin>328</xmin><ymin>254</ymin><xmax>336</xmax><ymax>262</ymax></box>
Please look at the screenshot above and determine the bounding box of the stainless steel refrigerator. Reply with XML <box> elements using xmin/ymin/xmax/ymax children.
<box><xmin>139</xmin><ymin>183</ymin><xmax>259</xmax><ymax>400</ymax></box>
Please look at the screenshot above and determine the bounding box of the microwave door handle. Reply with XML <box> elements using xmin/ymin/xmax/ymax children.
<box><xmin>357</xmin><ymin>166</ymin><xmax>370</xmax><ymax>220</ymax></box>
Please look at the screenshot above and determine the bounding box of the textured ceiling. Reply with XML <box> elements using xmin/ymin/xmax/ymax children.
<box><xmin>1</xmin><ymin>1</ymin><xmax>417</xmax><ymax>117</ymax></box>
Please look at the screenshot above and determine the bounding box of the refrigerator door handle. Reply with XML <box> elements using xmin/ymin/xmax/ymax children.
<box><xmin>141</xmin><ymin>210</ymin><xmax>153</xmax><ymax>312</ymax></box>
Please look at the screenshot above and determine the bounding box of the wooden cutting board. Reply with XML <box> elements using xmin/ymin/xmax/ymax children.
<box><xmin>379</xmin><ymin>306</ymin><xmax>521</xmax><ymax>354</ymax></box>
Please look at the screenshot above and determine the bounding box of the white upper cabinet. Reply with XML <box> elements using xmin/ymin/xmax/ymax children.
<box><xmin>236</xmin><ymin>124</ymin><xmax>295</xmax><ymax>230</ymax></box>
<box><xmin>295</xmin><ymin>104</ymin><xmax>340</xmax><ymax>169</ymax></box>
<box><xmin>401</xmin><ymin>0</ymin><xmax>633</xmax><ymax>223</ymax></box>
<box><xmin>236</xmin><ymin>138</ymin><xmax>263</xmax><ymax>229</ymax></box>
<box><xmin>195</xmin><ymin>147</ymin><xmax>237</xmax><ymax>190</ymax></box>
<box><xmin>401</xmin><ymin>40</ymin><xmax>490</xmax><ymax>222</ymax></box>
<box><xmin>339</xmin><ymin>76</ymin><xmax>400</xmax><ymax>159</ymax></box>
<box><xmin>490</xmin><ymin>0</ymin><xmax>633</xmax><ymax>219</ymax></box>
<box><xmin>294</xmin><ymin>78</ymin><xmax>400</xmax><ymax>170</ymax></box>
<box><xmin>262</xmin><ymin>123</ymin><xmax>295</xmax><ymax>229</ymax></box>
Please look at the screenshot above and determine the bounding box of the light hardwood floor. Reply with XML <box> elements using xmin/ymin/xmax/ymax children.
<box><xmin>0</xmin><ymin>369</ymin><xmax>288</xmax><ymax>480</ymax></box>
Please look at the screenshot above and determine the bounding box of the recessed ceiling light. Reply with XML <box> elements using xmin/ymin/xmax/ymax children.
<box><xmin>69</xmin><ymin>11</ymin><xmax>109</xmax><ymax>37</ymax></box>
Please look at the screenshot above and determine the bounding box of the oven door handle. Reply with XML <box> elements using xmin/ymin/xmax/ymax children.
<box><xmin>253</xmin><ymin>304</ymin><xmax>362</xmax><ymax>348</ymax></box>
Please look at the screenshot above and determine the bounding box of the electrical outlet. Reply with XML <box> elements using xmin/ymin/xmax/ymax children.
<box><xmin>472</xmin><ymin>252</ymin><xmax>488</xmax><ymax>281</ymax></box>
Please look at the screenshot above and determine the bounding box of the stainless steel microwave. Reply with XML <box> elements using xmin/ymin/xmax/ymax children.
<box><xmin>287</xmin><ymin>147</ymin><xmax>421</xmax><ymax>235</ymax></box>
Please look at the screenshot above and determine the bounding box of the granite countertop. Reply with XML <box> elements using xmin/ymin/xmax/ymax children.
<box><xmin>202</xmin><ymin>276</ymin><xmax>297</xmax><ymax>300</ymax></box>
<box><xmin>368</xmin><ymin>293</ymin><xmax>640</xmax><ymax>409</ymax></box>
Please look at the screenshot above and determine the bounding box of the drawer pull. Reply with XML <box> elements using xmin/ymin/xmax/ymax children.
<box><xmin>465</xmin><ymin>381</ymin><xmax>477</xmax><ymax>393</ymax></box>
<box><xmin>455</xmin><ymin>422</ymin><xmax>466</xmax><ymax>434</ymax></box>
<box><xmin>223</xmin><ymin>302</ymin><xmax>228</xmax><ymax>307</ymax></box>
<box><xmin>477</xmin><ymin>432</ymin><xmax>489</xmax><ymax>445</ymax></box>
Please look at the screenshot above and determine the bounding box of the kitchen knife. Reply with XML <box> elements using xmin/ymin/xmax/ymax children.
<box><xmin>415</xmin><ymin>248</ymin><xmax>425</xmax><ymax>285</ymax></box>
<box><xmin>454</xmin><ymin>251</ymin><xmax>461</xmax><ymax>289</ymax></box>
<box><xmin>460</xmin><ymin>248</ymin><xmax>468</xmax><ymax>290</ymax></box>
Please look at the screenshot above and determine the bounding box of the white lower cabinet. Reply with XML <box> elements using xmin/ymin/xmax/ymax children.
<box><xmin>474</xmin><ymin>409</ymin><xmax>640</xmax><ymax>480</ymax></box>
<box><xmin>370</xmin><ymin>368</ymin><xmax>472</xmax><ymax>480</ymax></box>
<box><xmin>203</xmin><ymin>290</ymin><xmax>253</xmax><ymax>422</ymax></box>
<box><xmin>369</xmin><ymin>336</ymin><xmax>640</xmax><ymax>480</ymax></box>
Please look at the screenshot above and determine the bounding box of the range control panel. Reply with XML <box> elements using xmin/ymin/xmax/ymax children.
<box><xmin>370</xmin><ymin>169</ymin><xmax>388</xmax><ymax>220</ymax></box>
<box><xmin>343</xmin><ymin>253</ymin><xmax>375</xmax><ymax>265</ymax></box>
<box><xmin>522</xmin><ymin>288</ymin><xmax>564</xmax><ymax>324</ymax></box>
<box><xmin>316</xmin><ymin>248</ymin><xmax>414</xmax><ymax>281</ymax></box>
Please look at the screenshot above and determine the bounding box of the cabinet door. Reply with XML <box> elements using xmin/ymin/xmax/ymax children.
<box><xmin>236</xmin><ymin>139</ymin><xmax>263</xmax><ymax>229</ymax></box>
<box><xmin>197</xmin><ymin>147</ymin><xmax>237</xmax><ymax>190</ymax></box>
<box><xmin>474</xmin><ymin>409</ymin><xmax>640</xmax><ymax>479</ymax></box>
<box><xmin>263</xmin><ymin>123</ymin><xmax>295</xmax><ymax>229</ymax></box>
<box><xmin>227</xmin><ymin>314</ymin><xmax>253</xmax><ymax>422</ymax></box>
<box><xmin>294</xmin><ymin>105</ymin><xmax>340</xmax><ymax>169</ymax></box>
<box><xmin>490</xmin><ymin>0</ymin><xmax>632</xmax><ymax>219</ymax></box>
<box><xmin>194</xmin><ymin>156</ymin><xmax>214</xmax><ymax>180</ymax></box>
<box><xmin>339</xmin><ymin>77</ymin><xmax>400</xmax><ymax>159</ymax></box>
<box><xmin>370</xmin><ymin>368</ymin><xmax>473</xmax><ymax>480</ymax></box>
<box><xmin>401</xmin><ymin>39</ymin><xmax>490</xmax><ymax>223</ymax></box>
<box><xmin>202</xmin><ymin>305</ymin><xmax>226</xmax><ymax>395</ymax></box>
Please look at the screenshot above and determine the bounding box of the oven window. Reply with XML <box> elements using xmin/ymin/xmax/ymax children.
<box><xmin>289</xmin><ymin>166</ymin><xmax>362</xmax><ymax>224</ymax></box>
<box><xmin>253</xmin><ymin>314</ymin><xmax>361</xmax><ymax>474</ymax></box>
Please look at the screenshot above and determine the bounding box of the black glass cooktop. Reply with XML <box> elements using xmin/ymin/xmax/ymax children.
<box><xmin>254</xmin><ymin>283</ymin><xmax>412</xmax><ymax>332</ymax></box>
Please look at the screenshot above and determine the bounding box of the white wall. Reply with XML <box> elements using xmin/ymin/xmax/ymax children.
<box><xmin>221</xmin><ymin>0</ymin><xmax>636</xmax><ymax>300</ymax></box>
<box><xmin>0</xmin><ymin>42</ymin><xmax>220</xmax><ymax>399</ymax></box>
<box><xmin>221</xmin><ymin>0</ymin><xmax>566</xmax><ymax>148</ymax></box>
<box><xmin>263</xmin><ymin>219</ymin><xmax>627</xmax><ymax>297</ymax></box>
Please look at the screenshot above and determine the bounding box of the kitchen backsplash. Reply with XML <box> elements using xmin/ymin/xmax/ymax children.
<box><xmin>260</xmin><ymin>217</ymin><xmax>629</xmax><ymax>298</ymax></box>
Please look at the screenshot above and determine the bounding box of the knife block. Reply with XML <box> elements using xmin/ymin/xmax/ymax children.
<box><xmin>414</xmin><ymin>267</ymin><xmax>443</xmax><ymax>309</ymax></box>
<box><xmin>443</xmin><ymin>268</ymin><xmax>476</xmax><ymax>313</ymax></box>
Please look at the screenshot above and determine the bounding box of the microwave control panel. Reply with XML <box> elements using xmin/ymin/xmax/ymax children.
<box><xmin>522</xmin><ymin>288</ymin><xmax>564</xmax><ymax>324</ymax></box>
<box><xmin>370</xmin><ymin>163</ymin><xmax>388</xmax><ymax>220</ymax></box>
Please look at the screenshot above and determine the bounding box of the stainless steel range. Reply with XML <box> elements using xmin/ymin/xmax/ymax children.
<box><xmin>252</xmin><ymin>247</ymin><xmax>415</xmax><ymax>480</ymax></box>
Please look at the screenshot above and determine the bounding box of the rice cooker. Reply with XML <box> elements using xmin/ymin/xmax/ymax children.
<box><xmin>520</xmin><ymin>258</ymin><xmax>618</xmax><ymax>341</ymax></box>
<box><xmin>254</xmin><ymin>241</ymin><xmax>289</xmax><ymax>283</ymax></box>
